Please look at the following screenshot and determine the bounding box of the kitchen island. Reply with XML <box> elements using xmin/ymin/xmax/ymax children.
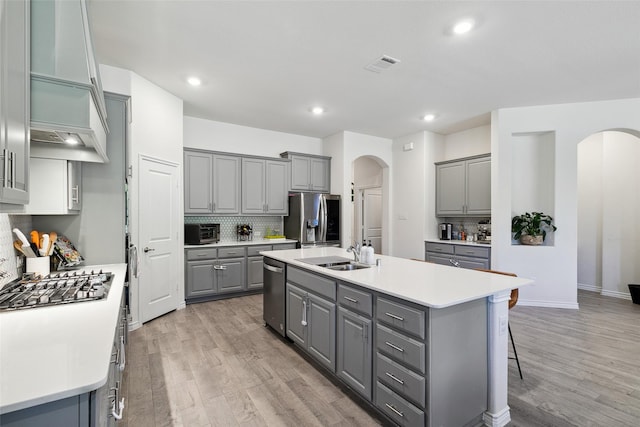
<box><xmin>0</xmin><ymin>263</ymin><xmax>128</xmax><ymax>426</ymax></box>
<box><xmin>260</xmin><ymin>247</ymin><xmax>531</xmax><ymax>427</ymax></box>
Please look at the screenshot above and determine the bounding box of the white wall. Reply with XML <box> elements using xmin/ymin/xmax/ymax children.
<box><xmin>577</xmin><ymin>133</ymin><xmax>603</xmax><ymax>290</ymax></box>
<box><xmin>324</xmin><ymin>131</ymin><xmax>393</xmax><ymax>252</ymax></box>
<box><xmin>101</xmin><ymin>65</ymin><xmax>184</xmax><ymax>329</ymax></box>
<box><xmin>392</xmin><ymin>131</ymin><xmax>445</xmax><ymax>259</ymax></box>
<box><xmin>443</xmin><ymin>125</ymin><xmax>491</xmax><ymax>161</ymax></box>
<box><xmin>354</xmin><ymin>157</ymin><xmax>383</xmax><ymax>188</ymax></box>
<box><xmin>184</xmin><ymin>116</ymin><xmax>323</xmax><ymax>157</ymax></box>
<box><xmin>492</xmin><ymin>98</ymin><xmax>640</xmax><ymax>308</ymax></box>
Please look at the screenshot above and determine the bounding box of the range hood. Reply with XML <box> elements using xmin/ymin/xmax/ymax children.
<box><xmin>30</xmin><ymin>74</ymin><xmax>109</xmax><ymax>163</ymax></box>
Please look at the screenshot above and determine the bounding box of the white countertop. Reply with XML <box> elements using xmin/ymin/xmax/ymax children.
<box><xmin>0</xmin><ymin>263</ymin><xmax>127</xmax><ymax>414</ymax></box>
<box><xmin>425</xmin><ymin>238</ymin><xmax>492</xmax><ymax>247</ymax></box>
<box><xmin>261</xmin><ymin>247</ymin><xmax>530</xmax><ymax>308</ymax></box>
<box><xmin>185</xmin><ymin>238</ymin><xmax>298</xmax><ymax>249</ymax></box>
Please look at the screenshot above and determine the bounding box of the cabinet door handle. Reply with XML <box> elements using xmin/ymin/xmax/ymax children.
<box><xmin>301</xmin><ymin>298</ymin><xmax>308</xmax><ymax>326</ymax></box>
<box><xmin>449</xmin><ymin>258</ymin><xmax>460</xmax><ymax>267</ymax></box>
<box><xmin>384</xmin><ymin>312</ymin><xmax>404</xmax><ymax>321</ymax></box>
<box><xmin>384</xmin><ymin>341</ymin><xmax>404</xmax><ymax>352</ymax></box>
<box><xmin>111</xmin><ymin>397</ymin><xmax>125</xmax><ymax>420</ymax></box>
<box><xmin>10</xmin><ymin>151</ymin><xmax>15</xmax><ymax>188</ymax></box>
<box><xmin>385</xmin><ymin>403</ymin><xmax>404</xmax><ymax>418</ymax></box>
<box><xmin>71</xmin><ymin>185</ymin><xmax>80</xmax><ymax>203</ymax></box>
<box><xmin>385</xmin><ymin>372</ymin><xmax>405</xmax><ymax>385</ymax></box>
<box><xmin>2</xmin><ymin>149</ymin><xmax>9</xmax><ymax>188</ymax></box>
<box><xmin>208</xmin><ymin>202</ymin><xmax>212</xmax><ymax>211</ymax></box>
<box><xmin>119</xmin><ymin>336</ymin><xmax>126</xmax><ymax>371</ymax></box>
<box><xmin>343</xmin><ymin>296</ymin><xmax>358</xmax><ymax>303</ymax></box>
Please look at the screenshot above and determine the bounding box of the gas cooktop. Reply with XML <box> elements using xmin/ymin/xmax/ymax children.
<box><xmin>0</xmin><ymin>270</ymin><xmax>113</xmax><ymax>311</ymax></box>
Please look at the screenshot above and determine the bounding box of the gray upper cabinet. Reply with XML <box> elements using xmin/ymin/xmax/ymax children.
<box><xmin>435</xmin><ymin>154</ymin><xmax>490</xmax><ymax>217</ymax></box>
<box><xmin>241</xmin><ymin>157</ymin><xmax>289</xmax><ymax>215</ymax></box>
<box><xmin>0</xmin><ymin>0</ymin><xmax>30</xmax><ymax>205</ymax></box>
<box><xmin>184</xmin><ymin>150</ymin><xmax>213</xmax><ymax>214</ymax></box>
<box><xmin>280</xmin><ymin>152</ymin><xmax>330</xmax><ymax>193</ymax></box>
<box><xmin>184</xmin><ymin>150</ymin><xmax>240</xmax><ymax>215</ymax></box>
<box><xmin>212</xmin><ymin>154</ymin><xmax>240</xmax><ymax>214</ymax></box>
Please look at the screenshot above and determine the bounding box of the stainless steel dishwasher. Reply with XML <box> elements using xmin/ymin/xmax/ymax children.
<box><xmin>263</xmin><ymin>257</ymin><xmax>286</xmax><ymax>336</ymax></box>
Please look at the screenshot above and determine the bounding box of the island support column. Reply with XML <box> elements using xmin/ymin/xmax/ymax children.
<box><xmin>483</xmin><ymin>290</ymin><xmax>512</xmax><ymax>427</ymax></box>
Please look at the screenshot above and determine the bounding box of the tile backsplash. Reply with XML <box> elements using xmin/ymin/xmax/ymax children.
<box><xmin>0</xmin><ymin>214</ymin><xmax>32</xmax><ymax>288</ymax></box>
<box><xmin>438</xmin><ymin>217</ymin><xmax>491</xmax><ymax>239</ymax></box>
<box><xmin>185</xmin><ymin>216</ymin><xmax>284</xmax><ymax>241</ymax></box>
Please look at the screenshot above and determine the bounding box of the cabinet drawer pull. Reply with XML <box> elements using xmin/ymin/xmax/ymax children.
<box><xmin>384</xmin><ymin>341</ymin><xmax>404</xmax><ymax>352</ymax></box>
<box><xmin>385</xmin><ymin>372</ymin><xmax>404</xmax><ymax>385</ymax></box>
<box><xmin>385</xmin><ymin>403</ymin><xmax>404</xmax><ymax>418</ymax></box>
<box><xmin>385</xmin><ymin>312</ymin><xmax>404</xmax><ymax>321</ymax></box>
<box><xmin>449</xmin><ymin>259</ymin><xmax>460</xmax><ymax>267</ymax></box>
<box><xmin>343</xmin><ymin>296</ymin><xmax>358</xmax><ymax>303</ymax></box>
<box><xmin>196</xmin><ymin>253</ymin><xmax>208</xmax><ymax>257</ymax></box>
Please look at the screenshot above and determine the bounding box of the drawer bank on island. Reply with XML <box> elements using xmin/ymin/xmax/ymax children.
<box><xmin>260</xmin><ymin>247</ymin><xmax>531</xmax><ymax>427</ymax></box>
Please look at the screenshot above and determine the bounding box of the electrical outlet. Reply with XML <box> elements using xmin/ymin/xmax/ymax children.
<box><xmin>499</xmin><ymin>315</ymin><xmax>508</xmax><ymax>336</ymax></box>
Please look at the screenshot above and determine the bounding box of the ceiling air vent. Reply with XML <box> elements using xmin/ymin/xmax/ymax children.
<box><xmin>364</xmin><ymin>55</ymin><xmax>401</xmax><ymax>73</ymax></box>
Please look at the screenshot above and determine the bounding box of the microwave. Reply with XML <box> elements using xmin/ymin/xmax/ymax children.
<box><xmin>185</xmin><ymin>223</ymin><xmax>220</xmax><ymax>245</ymax></box>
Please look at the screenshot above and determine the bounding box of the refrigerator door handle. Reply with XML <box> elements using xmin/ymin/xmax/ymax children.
<box><xmin>320</xmin><ymin>195</ymin><xmax>327</xmax><ymax>242</ymax></box>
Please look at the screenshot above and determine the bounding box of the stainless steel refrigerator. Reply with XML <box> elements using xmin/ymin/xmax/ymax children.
<box><xmin>284</xmin><ymin>193</ymin><xmax>340</xmax><ymax>247</ymax></box>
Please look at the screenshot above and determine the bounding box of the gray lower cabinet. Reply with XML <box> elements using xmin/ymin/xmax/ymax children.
<box><xmin>337</xmin><ymin>306</ymin><xmax>372</xmax><ymax>400</ymax></box>
<box><xmin>286</xmin><ymin>282</ymin><xmax>336</xmax><ymax>372</ymax></box>
<box><xmin>280</xmin><ymin>265</ymin><xmax>489</xmax><ymax>427</ymax></box>
<box><xmin>425</xmin><ymin>241</ymin><xmax>490</xmax><ymax>270</ymax></box>
<box><xmin>185</xmin><ymin>243</ymin><xmax>296</xmax><ymax>301</ymax></box>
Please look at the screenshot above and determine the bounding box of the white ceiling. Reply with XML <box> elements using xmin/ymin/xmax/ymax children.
<box><xmin>89</xmin><ymin>0</ymin><xmax>640</xmax><ymax>139</ymax></box>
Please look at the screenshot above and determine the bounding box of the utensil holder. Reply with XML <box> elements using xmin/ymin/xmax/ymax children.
<box><xmin>26</xmin><ymin>256</ymin><xmax>50</xmax><ymax>277</ymax></box>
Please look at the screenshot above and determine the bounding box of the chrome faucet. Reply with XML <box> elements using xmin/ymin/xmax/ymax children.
<box><xmin>347</xmin><ymin>242</ymin><xmax>361</xmax><ymax>263</ymax></box>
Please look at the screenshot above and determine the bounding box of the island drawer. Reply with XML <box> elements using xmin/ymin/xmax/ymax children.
<box><xmin>376</xmin><ymin>297</ymin><xmax>426</xmax><ymax>339</ymax></box>
<box><xmin>273</xmin><ymin>243</ymin><xmax>297</xmax><ymax>250</ymax></box>
<box><xmin>186</xmin><ymin>248</ymin><xmax>217</xmax><ymax>260</ymax></box>
<box><xmin>287</xmin><ymin>266</ymin><xmax>336</xmax><ymax>301</ymax></box>
<box><xmin>425</xmin><ymin>242</ymin><xmax>454</xmax><ymax>254</ymax></box>
<box><xmin>338</xmin><ymin>284</ymin><xmax>372</xmax><ymax>316</ymax></box>
<box><xmin>375</xmin><ymin>381</ymin><xmax>425</xmax><ymax>427</ymax></box>
<box><xmin>376</xmin><ymin>324</ymin><xmax>426</xmax><ymax>374</ymax></box>
<box><xmin>454</xmin><ymin>245</ymin><xmax>490</xmax><ymax>258</ymax></box>
<box><xmin>247</xmin><ymin>245</ymin><xmax>272</xmax><ymax>256</ymax></box>
<box><xmin>218</xmin><ymin>247</ymin><xmax>247</xmax><ymax>258</ymax></box>
<box><xmin>376</xmin><ymin>353</ymin><xmax>426</xmax><ymax>408</ymax></box>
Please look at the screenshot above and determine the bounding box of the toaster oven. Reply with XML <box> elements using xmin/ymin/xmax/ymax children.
<box><xmin>185</xmin><ymin>223</ymin><xmax>220</xmax><ymax>245</ymax></box>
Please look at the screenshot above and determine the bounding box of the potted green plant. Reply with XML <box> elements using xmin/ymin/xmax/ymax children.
<box><xmin>511</xmin><ymin>212</ymin><xmax>557</xmax><ymax>245</ymax></box>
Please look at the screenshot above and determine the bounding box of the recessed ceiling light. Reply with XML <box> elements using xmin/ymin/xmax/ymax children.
<box><xmin>453</xmin><ymin>19</ymin><xmax>474</xmax><ymax>35</ymax></box>
<box><xmin>422</xmin><ymin>114</ymin><xmax>436</xmax><ymax>122</ymax></box>
<box><xmin>65</xmin><ymin>136</ymin><xmax>79</xmax><ymax>145</ymax></box>
<box><xmin>187</xmin><ymin>76</ymin><xmax>201</xmax><ymax>86</ymax></box>
<box><xmin>311</xmin><ymin>106</ymin><xmax>325</xmax><ymax>115</ymax></box>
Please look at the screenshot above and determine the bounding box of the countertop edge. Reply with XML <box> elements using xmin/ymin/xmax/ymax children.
<box><xmin>185</xmin><ymin>239</ymin><xmax>298</xmax><ymax>248</ymax></box>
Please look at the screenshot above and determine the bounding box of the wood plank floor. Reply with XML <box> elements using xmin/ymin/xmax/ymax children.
<box><xmin>120</xmin><ymin>291</ymin><xmax>640</xmax><ymax>426</ymax></box>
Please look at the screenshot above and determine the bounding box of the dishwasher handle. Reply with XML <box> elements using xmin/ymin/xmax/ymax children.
<box><xmin>263</xmin><ymin>264</ymin><xmax>283</xmax><ymax>274</ymax></box>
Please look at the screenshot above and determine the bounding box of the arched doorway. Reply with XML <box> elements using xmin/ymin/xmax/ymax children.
<box><xmin>577</xmin><ymin>129</ymin><xmax>640</xmax><ymax>299</ymax></box>
<box><xmin>352</xmin><ymin>156</ymin><xmax>386</xmax><ymax>254</ymax></box>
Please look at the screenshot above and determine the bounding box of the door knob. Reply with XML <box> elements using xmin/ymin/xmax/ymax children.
<box><xmin>143</xmin><ymin>247</ymin><xmax>155</xmax><ymax>253</ymax></box>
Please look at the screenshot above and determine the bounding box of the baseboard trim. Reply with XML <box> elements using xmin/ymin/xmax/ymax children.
<box><xmin>577</xmin><ymin>283</ymin><xmax>601</xmax><ymax>293</ymax></box>
<box><xmin>483</xmin><ymin>406</ymin><xmax>511</xmax><ymax>427</ymax></box>
<box><xmin>177</xmin><ymin>300</ymin><xmax>187</xmax><ymax>310</ymax></box>
<box><xmin>517</xmin><ymin>299</ymin><xmax>579</xmax><ymax>309</ymax></box>
<box><xmin>600</xmin><ymin>289</ymin><xmax>632</xmax><ymax>300</ymax></box>
<box><xmin>128</xmin><ymin>320</ymin><xmax>141</xmax><ymax>331</ymax></box>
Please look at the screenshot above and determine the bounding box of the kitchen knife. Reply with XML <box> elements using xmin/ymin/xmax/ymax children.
<box><xmin>21</xmin><ymin>244</ymin><xmax>37</xmax><ymax>258</ymax></box>
<box><xmin>13</xmin><ymin>228</ymin><xmax>30</xmax><ymax>247</ymax></box>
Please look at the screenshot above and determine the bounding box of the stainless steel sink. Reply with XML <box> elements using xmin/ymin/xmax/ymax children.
<box><xmin>324</xmin><ymin>263</ymin><xmax>370</xmax><ymax>271</ymax></box>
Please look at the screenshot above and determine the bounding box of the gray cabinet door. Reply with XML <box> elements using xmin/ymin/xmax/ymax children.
<box><xmin>212</xmin><ymin>154</ymin><xmax>240</xmax><ymax>214</ymax></box>
<box><xmin>265</xmin><ymin>160</ymin><xmax>288</xmax><ymax>214</ymax></box>
<box><xmin>310</xmin><ymin>157</ymin><xmax>330</xmax><ymax>192</ymax></box>
<box><xmin>186</xmin><ymin>260</ymin><xmax>216</xmax><ymax>298</ymax></box>
<box><xmin>337</xmin><ymin>307</ymin><xmax>372</xmax><ymax>400</ymax></box>
<box><xmin>290</xmin><ymin>155</ymin><xmax>311</xmax><ymax>190</ymax></box>
<box><xmin>456</xmin><ymin>256</ymin><xmax>489</xmax><ymax>270</ymax></box>
<box><xmin>0</xmin><ymin>0</ymin><xmax>29</xmax><ymax>205</ymax></box>
<box><xmin>436</xmin><ymin>160</ymin><xmax>465</xmax><ymax>216</ymax></box>
<box><xmin>241</xmin><ymin>157</ymin><xmax>266</xmax><ymax>214</ymax></box>
<box><xmin>286</xmin><ymin>283</ymin><xmax>307</xmax><ymax>346</ymax></box>
<box><xmin>247</xmin><ymin>256</ymin><xmax>264</xmax><ymax>289</ymax></box>
<box><xmin>307</xmin><ymin>293</ymin><xmax>336</xmax><ymax>372</ymax></box>
<box><xmin>466</xmin><ymin>156</ymin><xmax>491</xmax><ymax>215</ymax></box>
<box><xmin>184</xmin><ymin>150</ymin><xmax>213</xmax><ymax>214</ymax></box>
<box><xmin>216</xmin><ymin>257</ymin><xmax>245</xmax><ymax>293</ymax></box>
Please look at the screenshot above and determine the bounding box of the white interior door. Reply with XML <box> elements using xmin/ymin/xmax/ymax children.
<box><xmin>139</xmin><ymin>155</ymin><xmax>180</xmax><ymax>323</ymax></box>
<box><xmin>362</xmin><ymin>187</ymin><xmax>383</xmax><ymax>254</ymax></box>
